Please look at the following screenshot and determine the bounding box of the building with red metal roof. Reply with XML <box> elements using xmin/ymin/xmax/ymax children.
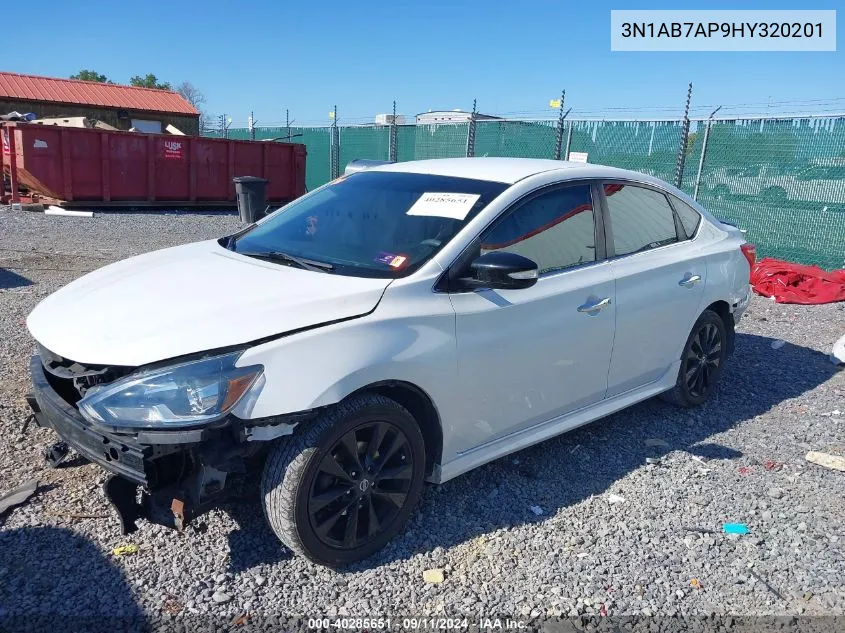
<box><xmin>0</xmin><ymin>71</ymin><xmax>200</xmax><ymax>135</ymax></box>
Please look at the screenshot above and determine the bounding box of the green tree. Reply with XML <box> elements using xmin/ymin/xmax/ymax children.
<box><xmin>70</xmin><ymin>69</ymin><xmax>111</xmax><ymax>83</ymax></box>
<box><xmin>129</xmin><ymin>74</ymin><xmax>171</xmax><ymax>90</ymax></box>
<box><xmin>685</xmin><ymin>131</ymin><xmax>699</xmax><ymax>157</ymax></box>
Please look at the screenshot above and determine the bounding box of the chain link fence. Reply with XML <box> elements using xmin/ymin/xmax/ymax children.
<box><xmin>221</xmin><ymin>115</ymin><xmax>845</xmax><ymax>269</ymax></box>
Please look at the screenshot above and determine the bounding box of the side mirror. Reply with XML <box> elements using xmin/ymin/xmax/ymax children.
<box><xmin>466</xmin><ymin>251</ymin><xmax>539</xmax><ymax>290</ymax></box>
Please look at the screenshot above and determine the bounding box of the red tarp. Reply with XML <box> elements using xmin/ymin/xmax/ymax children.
<box><xmin>751</xmin><ymin>257</ymin><xmax>845</xmax><ymax>305</ymax></box>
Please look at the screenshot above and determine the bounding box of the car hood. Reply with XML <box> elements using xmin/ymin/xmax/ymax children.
<box><xmin>27</xmin><ymin>240</ymin><xmax>392</xmax><ymax>366</ymax></box>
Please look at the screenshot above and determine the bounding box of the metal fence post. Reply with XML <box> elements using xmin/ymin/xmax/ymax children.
<box><xmin>466</xmin><ymin>99</ymin><xmax>477</xmax><ymax>158</ymax></box>
<box><xmin>389</xmin><ymin>100</ymin><xmax>398</xmax><ymax>162</ymax></box>
<box><xmin>674</xmin><ymin>82</ymin><xmax>693</xmax><ymax>189</ymax></box>
<box><xmin>330</xmin><ymin>105</ymin><xmax>339</xmax><ymax>179</ymax></box>
<box><xmin>693</xmin><ymin>106</ymin><xmax>721</xmax><ymax>201</ymax></box>
<box><xmin>556</xmin><ymin>108</ymin><xmax>573</xmax><ymax>160</ymax></box>
<box><xmin>553</xmin><ymin>90</ymin><xmax>566</xmax><ymax>160</ymax></box>
<box><xmin>564</xmin><ymin>122</ymin><xmax>573</xmax><ymax>161</ymax></box>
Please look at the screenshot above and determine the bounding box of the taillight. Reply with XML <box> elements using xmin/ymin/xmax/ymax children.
<box><xmin>741</xmin><ymin>243</ymin><xmax>757</xmax><ymax>277</ymax></box>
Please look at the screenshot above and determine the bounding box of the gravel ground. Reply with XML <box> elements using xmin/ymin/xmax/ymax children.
<box><xmin>0</xmin><ymin>207</ymin><xmax>843</xmax><ymax>628</ymax></box>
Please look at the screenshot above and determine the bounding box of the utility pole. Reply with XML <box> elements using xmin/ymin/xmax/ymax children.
<box><xmin>285</xmin><ymin>109</ymin><xmax>290</xmax><ymax>142</ymax></box>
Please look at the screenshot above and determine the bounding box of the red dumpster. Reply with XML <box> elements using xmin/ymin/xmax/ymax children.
<box><xmin>1</xmin><ymin>122</ymin><xmax>306</xmax><ymax>207</ymax></box>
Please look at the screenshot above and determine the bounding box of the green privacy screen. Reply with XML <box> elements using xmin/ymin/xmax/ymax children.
<box><xmin>224</xmin><ymin>116</ymin><xmax>844</xmax><ymax>268</ymax></box>
<box><xmin>686</xmin><ymin>118</ymin><xmax>845</xmax><ymax>269</ymax></box>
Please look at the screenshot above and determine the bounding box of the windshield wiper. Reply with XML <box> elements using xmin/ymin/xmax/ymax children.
<box><xmin>239</xmin><ymin>250</ymin><xmax>335</xmax><ymax>273</ymax></box>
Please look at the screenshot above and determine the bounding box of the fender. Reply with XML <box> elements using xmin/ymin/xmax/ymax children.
<box><xmin>236</xmin><ymin>284</ymin><xmax>459</xmax><ymax>434</ymax></box>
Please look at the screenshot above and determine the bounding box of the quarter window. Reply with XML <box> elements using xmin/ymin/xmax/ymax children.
<box><xmin>669</xmin><ymin>195</ymin><xmax>702</xmax><ymax>239</ymax></box>
<box><xmin>604</xmin><ymin>184</ymin><xmax>678</xmax><ymax>256</ymax></box>
<box><xmin>480</xmin><ymin>185</ymin><xmax>596</xmax><ymax>274</ymax></box>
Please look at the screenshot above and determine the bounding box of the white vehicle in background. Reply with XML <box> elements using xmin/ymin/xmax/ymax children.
<box><xmin>706</xmin><ymin>161</ymin><xmax>845</xmax><ymax>206</ymax></box>
<box><xmin>705</xmin><ymin>164</ymin><xmax>791</xmax><ymax>202</ymax></box>
<box><xmin>785</xmin><ymin>163</ymin><xmax>845</xmax><ymax>207</ymax></box>
<box><xmin>26</xmin><ymin>158</ymin><xmax>754</xmax><ymax>567</ymax></box>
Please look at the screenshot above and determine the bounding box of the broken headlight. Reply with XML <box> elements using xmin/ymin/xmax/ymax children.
<box><xmin>78</xmin><ymin>351</ymin><xmax>263</xmax><ymax>429</ymax></box>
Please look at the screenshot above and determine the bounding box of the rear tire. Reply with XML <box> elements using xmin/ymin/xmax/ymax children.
<box><xmin>261</xmin><ymin>393</ymin><xmax>425</xmax><ymax>567</ymax></box>
<box><xmin>661</xmin><ymin>309</ymin><xmax>727</xmax><ymax>408</ymax></box>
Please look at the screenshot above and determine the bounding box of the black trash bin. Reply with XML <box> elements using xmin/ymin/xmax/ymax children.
<box><xmin>233</xmin><ymin>176</ymin><xmax>269</xmax><ymax>223</ymax></box>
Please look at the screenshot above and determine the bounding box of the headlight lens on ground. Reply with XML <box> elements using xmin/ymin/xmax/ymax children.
<box><xmin>78</xmin><ymin>351</ymin><xmax>263</xmax><ymax>429</ymax></box>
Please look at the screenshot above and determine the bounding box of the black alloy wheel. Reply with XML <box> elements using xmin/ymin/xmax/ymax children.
<box><xmin>307</xmin><ymin>421</ymin><xmax>413</xmax><ymax>549</ymax></box>
<box><xmin>662</xmin><ymin>309</ymin><xmax>729</xmax><ymax>408</ymax></box>
<box><xmin>683</xmin><ymin>321</ymin><xmax>722</xmax><ymax>399</ymax></box>
<box><xmin>261</xmin><ymin>394</ymin><xmax>426</xmax><ymax>567</ymax></box>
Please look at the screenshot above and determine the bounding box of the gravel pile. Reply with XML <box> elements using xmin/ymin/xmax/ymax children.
<box><xmin>0</xmin><ymin>207</ymin><xmax>843</xmax><ymax>627</ymax></box>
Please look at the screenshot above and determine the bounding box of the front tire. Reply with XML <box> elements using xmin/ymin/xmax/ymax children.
<box><xmin>261</xmin><ymin>393</ymin><xmax>425</xmax><ymax>567</ymax></box>
<box><xmin>661</xmin><ymin>309</ymin><xmax>727</xmax><ymax>407</ymax></box>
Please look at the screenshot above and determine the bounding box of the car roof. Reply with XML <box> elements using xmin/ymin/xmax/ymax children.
<box><xmin>370</xmin><ymin>157</ymin><xmax>661</xmax><ymax>185</ymax></box>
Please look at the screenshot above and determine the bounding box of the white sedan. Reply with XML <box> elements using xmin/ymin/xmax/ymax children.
<box><xmin>25</xmin><ymin>158</ymin><xmax>754</xmax><ymax>566</ymax></box>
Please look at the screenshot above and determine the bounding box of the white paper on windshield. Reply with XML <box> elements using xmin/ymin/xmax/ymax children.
<box><xmin>406</xmin><ymin>192</ymin><xmax>481</xmax><ymax>221</ymax></box>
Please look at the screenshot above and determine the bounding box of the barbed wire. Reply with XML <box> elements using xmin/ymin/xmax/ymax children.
<box><xmin>207</xmin><ymin>96</ymin><xmax>845</xmax><ymax>130</ymax></box>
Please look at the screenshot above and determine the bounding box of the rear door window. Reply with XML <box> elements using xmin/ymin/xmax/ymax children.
<box><xmin>603</xmin><ymin>184</ymin><xmax>679</xmax><ymax>256</ymax></box>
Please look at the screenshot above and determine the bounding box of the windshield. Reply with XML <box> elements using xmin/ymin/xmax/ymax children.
<box><xmin>229</xmin><ymin>171</ymin><xmax>508</xmax><ymax>278</ymax></box>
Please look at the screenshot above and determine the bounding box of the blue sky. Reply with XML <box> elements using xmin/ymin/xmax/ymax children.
<box><xmin>5</xmin><ymin>0</ymin><xmax>842</xmax><ymax>126</ymax></box>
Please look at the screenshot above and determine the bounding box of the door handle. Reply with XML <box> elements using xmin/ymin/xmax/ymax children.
<box><xmin>577</xmin><ymin>297</ymin><xmax>612</xmax><ymax>314</ymax></box>
<box><xmin>679</xmin><ymin>275</ymin><xmax>702</xmax><ymax>288</ymax></box>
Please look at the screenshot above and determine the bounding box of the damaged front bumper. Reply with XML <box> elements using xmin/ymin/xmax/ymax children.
<box><xmin>27</xmin><ymin>354</ymin><xmax>310</xmax><ymax>533</ymax></box>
